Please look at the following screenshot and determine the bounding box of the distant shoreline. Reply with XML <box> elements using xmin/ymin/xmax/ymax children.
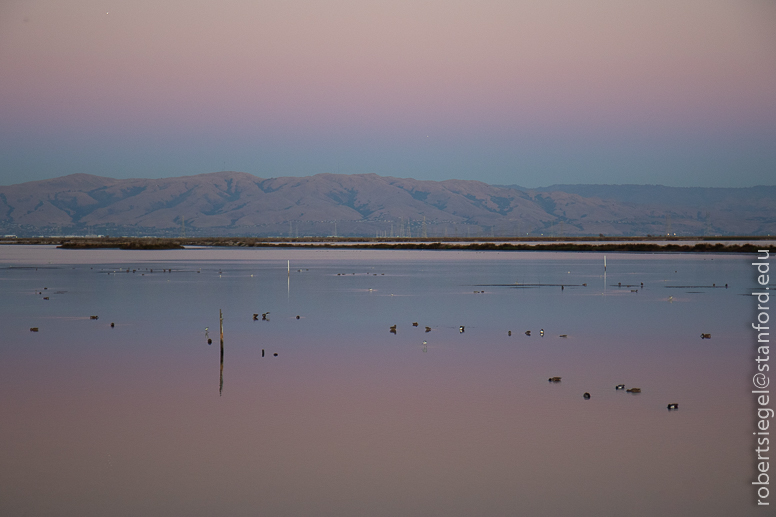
<box><xmin>1</xmin><ymin>236</ymin><xmax>772</xmax><ymax>253</ymax></box>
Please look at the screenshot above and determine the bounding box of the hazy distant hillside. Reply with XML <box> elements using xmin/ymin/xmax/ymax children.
<box><xmin>523</xmin><ymin>184</ymin><xmax>776</xmax><ymax>207</ymax></box>
<box><xmin>499</xmin><ymin>183</ymin><xmax>776</xmax><ymax>237</ymax></box>
<box><xmin>1</xmin><ymin>172</ymin><xmax>774</xmax><ymax>237</ymax></box>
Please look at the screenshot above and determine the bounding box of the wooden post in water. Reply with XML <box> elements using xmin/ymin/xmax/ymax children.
<box><xmin>219</xmin><ymin>309</ymin><xmax>224</xmax><ymax>396</ymax></box>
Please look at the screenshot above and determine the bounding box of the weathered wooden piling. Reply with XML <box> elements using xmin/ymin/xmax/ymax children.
<box><xmin>219</xmin><ymin>309</ymin><xmax>224</xmax><ymax>396</ymax></box>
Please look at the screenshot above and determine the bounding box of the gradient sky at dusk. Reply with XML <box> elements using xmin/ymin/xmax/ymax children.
<box><xmin>1</xmin><ymin>0</ymin><xmax>774</xmax><ymax>187</ymax></box>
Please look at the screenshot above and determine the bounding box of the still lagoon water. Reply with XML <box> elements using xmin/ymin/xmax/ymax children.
<box><xmin>0</xmin><ymin>245</ymin><xmax>769</xmax><ymax>516</ymax></box>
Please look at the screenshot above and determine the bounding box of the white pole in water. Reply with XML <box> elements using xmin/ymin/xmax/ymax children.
<box><xmin>604</xmin><ymin>255</ymin><xmax>607</xmax><ymax>272</ymax></box>
<box><xmin>288</xmin><ymin>260</ymin><xmax>290</xmax><ymax>276</ymax></box>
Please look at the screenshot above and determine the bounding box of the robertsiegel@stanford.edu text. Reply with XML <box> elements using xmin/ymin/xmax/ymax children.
<box><xmin>753</xmin><ymin>249</ymin><xmax>771</xmax><ymax>506</ymax></box>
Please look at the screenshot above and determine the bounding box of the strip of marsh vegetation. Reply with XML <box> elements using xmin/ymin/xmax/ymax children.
<box><xmin>15</xmin><ymin>236</ymin><xmax>769</xmax><ymax>252</ymax></box>
<box><xmin>57</xmin><ymin>238</ymin><xmax>184</xmax><ymax>250</ymax></box>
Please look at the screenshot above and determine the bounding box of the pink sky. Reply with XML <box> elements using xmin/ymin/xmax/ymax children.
<box><xmin>1</xmin><ymin>0</ymin><xmax>774</xmax><ymax>186</ymax></box>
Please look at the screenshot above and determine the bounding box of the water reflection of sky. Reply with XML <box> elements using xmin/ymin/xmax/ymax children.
<box><xmin>0</xmin><ymin>246</ymin><xmax>765</xmax><ymax>516</ymax></box>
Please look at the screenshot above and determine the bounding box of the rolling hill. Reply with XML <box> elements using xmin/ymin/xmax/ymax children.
<box><xmin>1</xmin><ymin>172</ymin><xmax>773</xmax><ymax>237</ymax></box>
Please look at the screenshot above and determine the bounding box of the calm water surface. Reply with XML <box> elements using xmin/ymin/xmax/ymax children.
<box><xmin>0</xmin><ymin>245</ymin><xmax>765</xmax><ymax>516</ymax></box>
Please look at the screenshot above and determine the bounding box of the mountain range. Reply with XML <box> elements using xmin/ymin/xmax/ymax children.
<box><xmin>1</xmin><ymin>172</ymin><xmax>774</xmax><ymax>237</ymax></box>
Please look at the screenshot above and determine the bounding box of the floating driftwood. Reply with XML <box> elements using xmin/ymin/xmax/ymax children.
<box><xmin>478</xmin><ymin>283</ymin><xmax>586</xmax><ymax>288</ymax></box>
<box><xmin>665</xmin><ymin>285</ymin><xmax>728</xmax><ymax>288</ymax></box>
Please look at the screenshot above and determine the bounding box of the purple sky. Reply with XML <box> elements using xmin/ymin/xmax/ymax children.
<box><xmin>1</xmin><ymin>0</ymin><xmax>774</xmax><ymax>187</ymax></box>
